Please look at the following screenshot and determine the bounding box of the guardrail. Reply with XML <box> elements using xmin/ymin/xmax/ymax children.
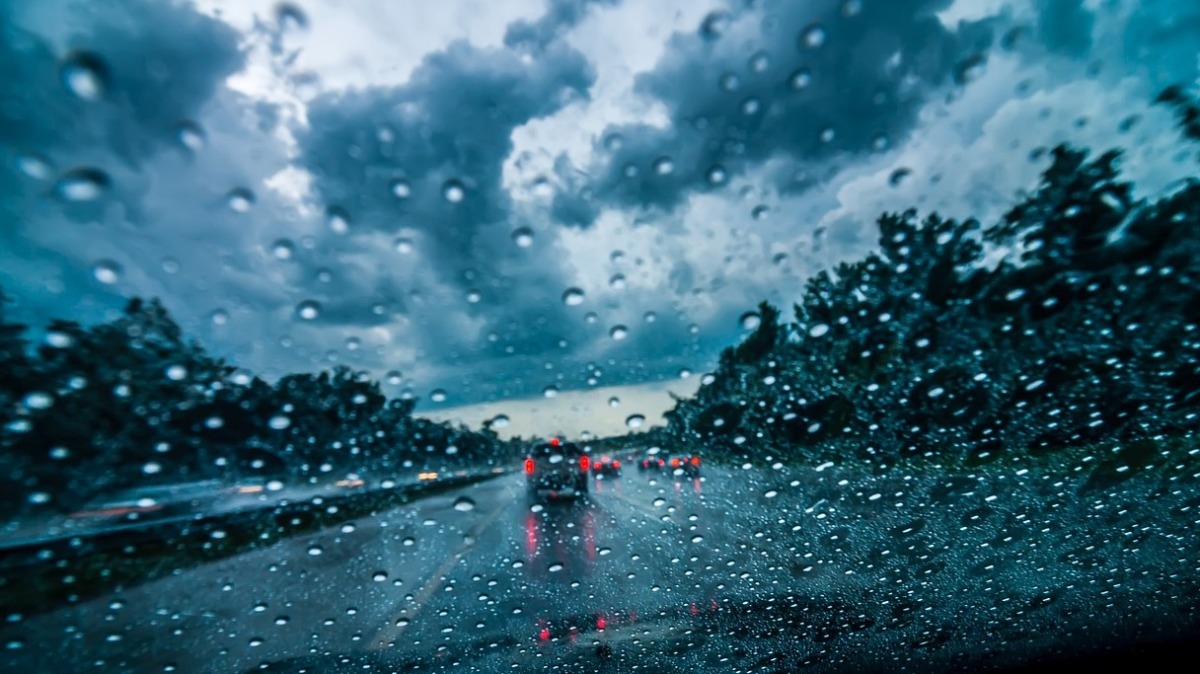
<box><xmin>0</xmin><ymin>470</ymin><xmax>507</xmax><ymax>616</ymax></box>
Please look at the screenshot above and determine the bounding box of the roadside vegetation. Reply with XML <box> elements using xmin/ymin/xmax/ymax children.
<box><xmin>662</xmin><ymin>88</ymin><xmax>1200</xmax><ymax>481</ymax></box>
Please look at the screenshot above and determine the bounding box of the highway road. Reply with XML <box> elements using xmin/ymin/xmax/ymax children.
<box><xmin>3</xmin><ymin>460</ymin><xmax>1199</xmax><ymax>673</ymax></box>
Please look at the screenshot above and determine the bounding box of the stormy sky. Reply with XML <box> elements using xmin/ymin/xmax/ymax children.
<box><xmin>1</xmin><ymin>0</ymin><xmax>1197</xmax><ymax>436</ymax></box>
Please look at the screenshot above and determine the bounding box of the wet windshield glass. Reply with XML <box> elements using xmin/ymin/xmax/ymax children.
<box><xmin>3</xmin><ymin>1</ymin><xmax>1200</xmax><ymax>673</ymax></box>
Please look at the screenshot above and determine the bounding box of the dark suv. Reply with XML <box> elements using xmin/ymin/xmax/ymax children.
<box><xmin>524</xmin><ymin>438</ymin><xmax>589</xmax><ymax>500</ymax></box>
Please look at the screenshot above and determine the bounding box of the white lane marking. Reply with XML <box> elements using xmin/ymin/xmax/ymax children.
<box><xmin>369</xmin><ymin>482</ymin><xmax>517</xmax><ymax>650</ymax></box>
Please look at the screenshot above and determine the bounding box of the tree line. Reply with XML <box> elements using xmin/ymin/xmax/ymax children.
<box><xmin>0</xmin><ymin>296</ymin><xmax>521</xmax><ymax>515</ymax></box>
<box><xmin>663</xmin><ymin>88</ymin><xmax>1200</xmax><ymax>471</ymax></box>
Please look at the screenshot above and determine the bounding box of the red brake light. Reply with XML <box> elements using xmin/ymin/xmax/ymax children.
<box><xmin>580</xmin><ymin>456</ymin><xmax>590</xmax><ymax>472</ymax></box>
<box><xmin>550</xmin><ymin>437</ymin><xmax>560</xmax><ymax>447</ymax></box>
<box><xmin>691</xmin><ymin>456</ymin><xmax>700</xmax><ymax>466</ymax></box>
<box><xmin>596</xmin><ymin>616</ymin><xmax>607</xmax><ymax>631</ymax></box>
<box><xmin>524</xmin><ymin>458</ymin><xmax>534</xmax><ymax>474</ymax></box>
<box><xmin>612</xmin><ymin>460</ymin><xmax>621</xmax><ymax>469</ymax></box>
<box><xmin>539</xmin><ymin>627</ymin><xmax>550</xmax><ymax>641</ymax></box>
<box><xmin>671</xmin><ymin>458</ymin><xmax>681</xmax><ymax>468</ymax></box>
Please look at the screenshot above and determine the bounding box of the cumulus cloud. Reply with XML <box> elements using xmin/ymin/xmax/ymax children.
<box><xmin>3</xmin><ymin>0</ymin><xmax>1198</xmax><ymax>426</ymax></box>
<box><xmin>551</xmin><ymin>0</ymin><xmax>998</xmax><ymax>225</ymax></box>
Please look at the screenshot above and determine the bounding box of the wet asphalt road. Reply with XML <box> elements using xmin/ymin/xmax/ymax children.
<box><xmin>5</xmin><ymin>465</ymin><xmax>782</xmax><ymax>673</ymax></box>
<box><xmin>8</xmin><ymin>457</ymin><xmax>1200</xmax><ymax>674</ymax></box>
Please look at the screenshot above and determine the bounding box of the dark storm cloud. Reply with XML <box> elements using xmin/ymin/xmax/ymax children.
<box><xmin>554</xmin><ymin>0</ymin><xmax>997</xmax><ymax>225</ymax></box>
<box><xmin>0</xmin><ymin>0</ymin><xmax>243</xmax><ymax>165</ymax></box>
<box><xmin>297</xmin><ymin>38</ymin><xmax>594</xmax><ymax>258</ymax></box>
<box><xmin>0</xmin><ymin>0</ymin><xmax>245</xmax><ymax>228</ymax></box>
<box><xmin>504</xmin><ymin>0</ymin><xmax>619</xmax><ymax>50</ymax></box>
<box><xmin>294</xmin><ymin>31</ymin><xmax>607</xmax><ymax>398</ymax></box>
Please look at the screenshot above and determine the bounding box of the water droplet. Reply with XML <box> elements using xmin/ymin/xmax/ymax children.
<box><xmin>700</xmin><ymin>11</ymin><xmax>731</xmax><ymax>40</ymax></box>
<box><xmin>143</xmin><ymin>461</ymin><xmax>162</xmax><ymax>475</ymax></box>
<box><xmin>562</xmin><ymin>288</ymin><xmax>585</xmax><ymax>306</ymax></box>
<box><xmin>386</xmin><ymin>371</ymin><xmax>402</xmax><ymax>385</ymax></box>
<box><xmin>720</xmin><ymin>72</ymin><xmax>740</xmax><ymax>91</ymax></box>
<box><xmin>608</xmin><ymin>397</ymin><xmax>620</xmax><ymax>408</ymax></box>
<box><xmin>390</xmin><ymin>178</ymin><xmax>411</xmax><ymax>199</ymax></box>
<box><xmin>23</xmin><ymin>392</ymin><xmax>53</xmax><ymax>410</ymax></box>
<box><xmin>809</xmin><ymin>323</ymin><xmax>830</xmax><ymax>338</ymax></box>
<box><xmin>752</xmin><ymin>204</ymin><xmax>770</xmax><ymax>220</ymax></box>
<box><xmin>442</xmin><ymin>179</ymin><xmax>465</xmax><ymax>203</ymax></box>
<box><xmin>45</xmin><ymin>332</ymin><xmax>72</xmax><ymax>348</ymax></box>
<box><xmin>888</xmin><ymin>168</ymin><xmax>912</xmax><ymax>187</ymax></box>
<box><xmin>162</xmin><ymin>257</ymin><xmax>181</xmax><ymax>274</ymax></box>
<box><xmin>800</xmin><ymin>24</ymin><xmax>826</xmax><ymax>49</ymax></box>
<box><xmin>268</xmin><ymin>415</ymin><xmax>291</xmax><ymax>430</ymax></box>
<box><xmin>176</xmin><ymin>121</ymin><xmax>206</xmax><ymax>152</ymax></box>
<box><xmin>402</xmin><ymin>537</ymin><xmax>415</xmax><ymax>546</ymax></box>
<box><xmin>643</xmin><ymin>311</ymin><xmax>657</xmax><ymax>323</ymax></box>
<box><xmin>691</xmin><ymin>535</ymin><xmax>704</xmax><ymax>543</ymax></box>
<box><xmin>750</xmin><ymin>51</ymin><xmax>770</xmax><ymax>73</ymax></box>
<box><xmin>373</xmin><ymin>571</ymin><xmax>388</xmax><ymax>582</ymax></box>
<box><xmin>609</xmin><ymin>274</ymin><xmax>626</xmax><ymax>290</ymax></box>
<box><xmin>679</xmin><ymin>368</ymin><xmax>692</xmax><ymax>379</ymax></box>
<box><xmin>543</xmin><ymin>385</ymin><xmax>560</xmax><ymax>399</ymax></box>
<box><xmin>548</xmin><ymin>562</ymin><xmax>564</xmax><ymax>572</ymax></box>
<box><xmin>453</xmin><ymin>497</ymin><xmax>476</xmax><ymax>512</ymax></box>
<box><xmin>55</xmin><ymin>167</ymin><xmax>109</xmax><ymax>201</ymax></box>
<box><xmin>15</xmin><ymin>153</ymin><xmax>52</xmax><ymax>180</ymax></box>
<box><xmin>491</xmin><ymin>414</ymin><xmax>510</xmax><ymax>428</ymax></box>
<box><xmin>790</xmin><ymin>68</ymin><xmax>813</xmax><ymax>90</ymax></box>
<box><xmin>653</xmin><ymin>156</ymin><xmax>674</xmax><ymax>176</ymax></box>
<box><xmin>307</xmin><ymin>545</ymin><xmax>323</xmax><ymax>556</ymax></box>
<box><xmin>271</xmin><ymin>239</ymin><xmax>295</xmax><ymax>260</ymax></box>
<box><xmin>28</xmin><ymin>492</ymin><xmax>50</xmax><ymax>505</ymax></box>
<box><xmin>92</xmin><ymin>260</ymin><xmax>121</xmax><ymax>284</ymax></box>
<box><xmin>276</xmin><ymin>3</ymin><xmax>308</xmax><ymax>30</ymax></box>
<box><xmin>610</xmin><ymin>325</ymin><xmax>628</xmax><ymax>340</ymax></box>
<box><xmin>871</xmin><ymin>133</ymin><xmax>890</xmax><ymax>152</ymax></box>
<box><xmin>465</xmin><ymin>289</ymin><xmax>482</xmax><ymax>304</ymax></box>
<box><xmin>625</xmin><ymin>414</ymin><xmax>645</xmax><ymax>429</ymax></box>
<box><xmin>512</xmin><ymin>227</ymin><xmax>534</xmax><ymax>248</ymax></box>
<box><xmin>707</xmin><ymin>165</ymin><xmax>728</xmax><ymax>185</ymax></box>
<box><xmin>430</xmin><ymin>389</ymin><xmax>447</xmax><ymax>403</ymax></box>
<box><xmin>295</xmin><ymin>300</ymin><xmax>321</xmax><ymax>320</ymax></box>
<box><xmin>841</xmin><ymin>0</ymin><xmax>863</xmax><ymax>17</ymax></box>
<box><xmin>227</xmin><ymin>187</ymin><xmax>255</xmax><ymax>213</ymax></box>
<box><xmin>326</xmin><ymin>206</ymin><xmax>350</xmax><ymax>234</ymax></box>
<box><xmin>248</xmin><ymin>637</ymin><xmax>264</xmax><ymax>647</ymax></box>
<box><xmin>60</xmin><ymin>51</ymin><xmax>108</xmax><ymax>100</ymax></box>
<box><xmin>208</xmin><ymin>309</ymin><xmax>229</xmax><ymax>326</ymax></box>
<box><xmin>740</xmin><ymin>97</ymin><xmax>761</xmax><ymax>115</ymax></box>
<box><xmin>653</xmin><ymin>497</ymin><xmax>666</xmax><ymax>507</ymax></box>
<box><xmin>394</xmin><ymin>237</ymin><xmax>414</xmax><ymax>254</ymax></box>
<box><xmin>819</xmin><ymin>127</ymin><xmax>836</xmax><ymax>143</ymax></box>
<box><xmin>165</xmin><ymin>364</ymin><xmax>188</xmax><ymax>381</ymax></box>
<box><xmin>585</xmin><ymin>311</ymin><xmax>598</xmax><ymax>324</ymax></box>
<box><xmin>740</xmin><ymin>312</ymin><xmax>761</xmax><ymax>330</ymax></box>
<box><xmin>954</xmin><ymin>53</ymin><xmax>987</xmax><ymax>84</ymax></box>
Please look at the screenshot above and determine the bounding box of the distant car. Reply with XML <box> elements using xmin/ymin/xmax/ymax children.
<box><xmin>669</xmin><ymin>455</ymin><xmax>702</xmax><ymax>478</ymax></box>
<box><xmin>592</xmin><ymin>455</ymin><xmax>622</xmax><ymax>477</ymax></box>
<box><xmin>638</xmin><ymin>454</ymin><xmax>666</xmax><ymax>472</ymax></box>
<box><xmin>525</xmin><ymin>437</ymin><xmax>589</xmax><ymax>500</ymax></box>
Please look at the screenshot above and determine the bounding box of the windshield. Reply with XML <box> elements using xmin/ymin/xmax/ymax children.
<box><xmin>3</xmin><ymin>1</ymin><xmax>1200</xmax><ymax>672</ymax></box>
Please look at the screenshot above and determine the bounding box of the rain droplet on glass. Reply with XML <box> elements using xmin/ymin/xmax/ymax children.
<box><xmin>92</xmin><ymin>260</ymin><xmax>122</xmax><ymax>284</ymax></box>
<box><xmin>295</xmin><ymin>300</ymin><xmax>321</xmax><ymax>320</ymax></box>
<box><xmin>60</xmin><ymin>51</ymin><xmax>108</xmax><ymax>100</ymax></box>
<box><xmin>227</xmin><ymin>187</ymin><xmax>255</xmax><ymax>213</ymax></box>
<box><xmin>56</xmin><ymin>167</ymin><xmax>109</xmax><ymax>202</ymax></box>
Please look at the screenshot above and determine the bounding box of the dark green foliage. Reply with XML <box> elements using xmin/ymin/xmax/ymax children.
<box><xmin>0</xmin><ymin>297</ymin><xmax>512</xmax><ymax>515</ymax></box>
<box><xmin>664</xmin><ymin>132</ymin><xmax>1200</xmax><ymax>469</ymax></box>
